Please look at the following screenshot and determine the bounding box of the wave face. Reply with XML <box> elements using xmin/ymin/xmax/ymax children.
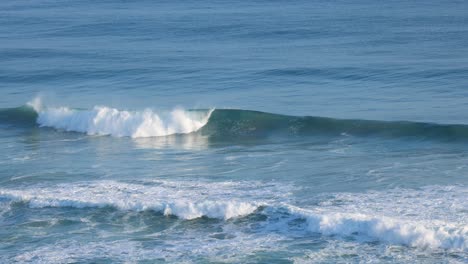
<box><xmin>0</xmin><ymin>106</ymin><xmax>38</xmax><ymax>127</ymax></box>
<box><xmin>202</xmin><ymin>109</ymin><xmax>468</xmax><ymax>141</ymax></box>
<box><xmin>1</xmin><ymin>101</ymin><xmax>468</xmax><ymax>141</ymax></box>
<box><xmin>26</xmin><ymin>99</ymin><xmax>213</xmax><ymax>138</ymax></box>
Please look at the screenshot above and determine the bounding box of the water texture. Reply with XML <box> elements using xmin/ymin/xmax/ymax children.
<box><xmin>1</xmin><ymin>0</ymin><xmax>467</xmax><ymax>263</ymax></box>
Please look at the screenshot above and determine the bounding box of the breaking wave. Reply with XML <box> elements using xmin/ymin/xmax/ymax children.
<box><xmin>26</xmin><ymin>98</ymin><xmax>213</xmax><ymax>138</ymax></box>
<box><xmin>0</xmin><ymin>180</ymin><xmax>262</xmax><ymax>220</ymax></box>
<box><xmin>0</xmin><ymin>181</ymin><xmax>466</xmax><ymax>251</ymax></box>
<box><xmin>286</xmin><ymin>206</ymin><xmax>467</xmax><ymax>250</ymax></box>
<box><xmin>1</xmin><ymin>99</ymin><xmax>468</xmax><ymax>141</ymax></box>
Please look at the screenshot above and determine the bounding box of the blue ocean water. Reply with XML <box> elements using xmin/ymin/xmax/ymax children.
<box><xmin>1</xmin><ymin>0</ymin><xmax>467</xmax><ymax>263</ymax></box>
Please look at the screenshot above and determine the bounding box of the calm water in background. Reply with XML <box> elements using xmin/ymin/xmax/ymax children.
<box><xmin>1</xmin><ymin>0</ymin><xmax>468</xmax><ymax>263</ymax></box>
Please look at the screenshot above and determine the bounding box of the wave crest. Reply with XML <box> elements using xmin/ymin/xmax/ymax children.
<box><xmin>1</xmin><ymin>99</ymin><xmax>468</xmax><ymax>141</ymax></box>
<box><xmin>28</xmin><ymin>98</ymin><xmax>213</xmax><ymax>138</ymax></box>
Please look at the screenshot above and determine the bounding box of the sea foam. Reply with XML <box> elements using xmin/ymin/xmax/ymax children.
<box><xmin>285</xmin><ymin>206</ymin><xmax>467</xmax><ymax>250</ymax></box>
<box><xmin>0</xmin><ymin>180</ymin><xmax>260</xmax><ymax>220</ymax></box>
<box><xmin>28</xmin><ymin>98</ymin><xmax>213</xmax><ymax>138</ymax></box>
<box><xmin>1</xmin><ymin>180</ymin><xmax>466</xmax><ymax>251</ymax></box>
<box><xmin>281</xmin><ymin>185</ymin><xmax>468</xmax><ymax>251</ymax></box>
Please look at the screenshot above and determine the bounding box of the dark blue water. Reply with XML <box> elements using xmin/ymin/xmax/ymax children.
<box><xmin>1</xmin><ymin>1</ymin><xmax>467</xmax><ymax>263</ymax></box>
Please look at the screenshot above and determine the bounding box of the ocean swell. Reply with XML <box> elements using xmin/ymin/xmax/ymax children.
<box><xmin>1</xmin><ymin>100</ymin><xmax>468</xmax><ymax>141</ymax></box>
<box><xmin>203</xmin><ymin>109</ymin><xmax>468</xmax><ymax>141</ymax></box>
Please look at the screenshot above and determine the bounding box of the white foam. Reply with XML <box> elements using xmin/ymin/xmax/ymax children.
<box><xmin>292</xmin><ymin>239</ymin><xmax>467</xmax><ymax>264</ymax></box>
<box><xmin>12</xmin><ymin>231</ymin><xmax>285</xmax><ymax>263</ymax></box>
<box><xmin>0</xmin><ymin>180</ymin><xmax>269</xmax><ymax>220</ymax></box>
<box><xmin>317</xmin><ymin>185</ymin><xmax>468</xmax><ymax>225</ymax></box>
<box><xmin>285</xmin><ymin>206</ymin><xmax>467</xmax><ymax>250</ymax></box>
<box><xmin>28</xmin><ymin>98</ymin><xmax>213</xmax><ymax>138</ymax></box>
<box><xmin>279</xmin><ymin>185</ymin><xmax>468</xmax><ymax>251</ymax></box>
<box><xmin>1</xmin><ymin>179</ymin><xmax>466</xmax><ymax>252</ymax></box>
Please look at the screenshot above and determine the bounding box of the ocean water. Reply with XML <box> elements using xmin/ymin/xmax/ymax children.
<box><xmin>1</xmin><ymin>0</ymin><xmax>468</xmax><ymax>263</ymax></box>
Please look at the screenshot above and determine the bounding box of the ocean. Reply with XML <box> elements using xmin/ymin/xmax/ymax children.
<box><xmin>1</xmin><ymin>0</ymin><xmax>467</xmax><ymax>263</ymax></box>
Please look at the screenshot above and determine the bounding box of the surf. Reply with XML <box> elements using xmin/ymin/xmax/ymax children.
<box><xmin>26</xmin><ymin>98</ymin><xmax>214</xmax><ymax>138</ymax></box>
<box><xmin>1</xmin><ymin>99</ymin><xmax>468</xmax><ymax>142</ymax></box>
<box><xmin>0</xmin><ymin>180</ymin><xmax>466</xmax><ymax>251</ymax></box>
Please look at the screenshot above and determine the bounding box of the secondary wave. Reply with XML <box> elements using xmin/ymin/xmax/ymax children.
<box><xmin>1</xmin><ymin>100</ymin><xmax>468</xmax><ymax>141</ymax></box>
<box><xmin>0</xmin><ymin>180</ymin><xmax>269</xmax><ymax>220</ymax></box>
<box><xmin>0</xmin><ymin>181</ymin><xmax>466</xmax><ymax>251</ymax></box>
<box><xmin>285</xmin><ymin>206</ymin><xmax>467</xmax><ymax>251</ymax></box>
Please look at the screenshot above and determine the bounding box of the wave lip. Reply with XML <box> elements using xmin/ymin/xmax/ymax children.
<box><xmin>37</xmin><ymin>107</ymin><xmax>213</xmax><ymax>138</ymax></box>
<box><xmin>2</xmin><ymin>100</ymin><xmax>468</xmax><ymax>142</ymax></box>
<box><xmin>28</xmin><ymin>99</ymin><xmax>213</xmax><ymax>138</ymax></box>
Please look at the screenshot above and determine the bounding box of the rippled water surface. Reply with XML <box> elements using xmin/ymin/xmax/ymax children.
<box><xmin>1</xmin><ymin>0</ymin><xmax>467</xmax><ymax>263</ymax></box>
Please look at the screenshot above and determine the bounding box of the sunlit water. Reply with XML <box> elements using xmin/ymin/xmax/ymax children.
<box><xmin>1</xmin><ymin>0</ymin><xmax>467</xmax><ymax>263</ymax></box>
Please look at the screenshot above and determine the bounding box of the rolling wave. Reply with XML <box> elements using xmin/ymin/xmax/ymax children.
<box><xmin>285</xmin><ymin>206</ymin><xmax>467</xmax><ymax>251</ymax></box>
<box><xmin>204</xmin><ymin>109</ymin><xmax>468</xmax><ymax>141</ymax></box>
<box><xmin>35</xmin><ymin>106</ymin><xmax>213</xmax><ymax>138</ymax></box>
<box><xmin>1</xmin><ymin>102</ymin><xmax>468</xmax><ymax>141</ymax></box>
<box><xmin>0</xmin><ymin>181</ymin><xmax>466</xmax><ymax>251</ymax></box>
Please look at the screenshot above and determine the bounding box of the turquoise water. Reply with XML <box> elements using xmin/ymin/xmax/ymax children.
<box><xmin>1</xmin><ymin>1</ymin><xmax>467</xmax><ymax>263</ymax></box>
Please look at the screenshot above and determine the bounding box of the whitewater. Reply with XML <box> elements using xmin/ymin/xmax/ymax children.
<box><xmin>28</xmin><ymin>98</ymin><xmax>213</xmax><ymax>138</ymax></box>
<box><xmin>2</xmin><ymin>0</ymin><xmax>468</xmax><ymax>263</ymax></box>
<box><xmin>3</xmin><ymin>100</ymin><xmax>465</xmax><ymax>263</ymax></box>
<box><xmin>0</xmin><ymin>180</ymin><xmax>466</xmax><ymax>252</ymax></box>
<box><xmin>5</xmin><ymin>98</ymin><xmax>468</xmax><ymax>142</ymax></box>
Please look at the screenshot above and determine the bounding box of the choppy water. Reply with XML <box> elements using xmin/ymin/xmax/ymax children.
<box><xmin>1</xmin><ymin>0</ymin><xmax>468</xmax><ymax>263</ymax></box>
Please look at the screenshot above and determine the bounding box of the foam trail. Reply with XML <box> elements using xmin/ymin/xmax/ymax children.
<box><xmin>284</xmin><ymin>206</ymin><xmax>467</xmax><ymax>250</ymax></box>
<box><xmin>1</xmin><ymin>179</ymin><xmax>466</xmax><ymax>251</ymax></box>
<box><xmin>0</xmin><ymin>180</ymin><xmax>261</xmax><ymax>220</ymax></box>
<box><xmin>28</xmin><ymin>98</ymin><xmax>213</xmax><ymax>138</ymax></box>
